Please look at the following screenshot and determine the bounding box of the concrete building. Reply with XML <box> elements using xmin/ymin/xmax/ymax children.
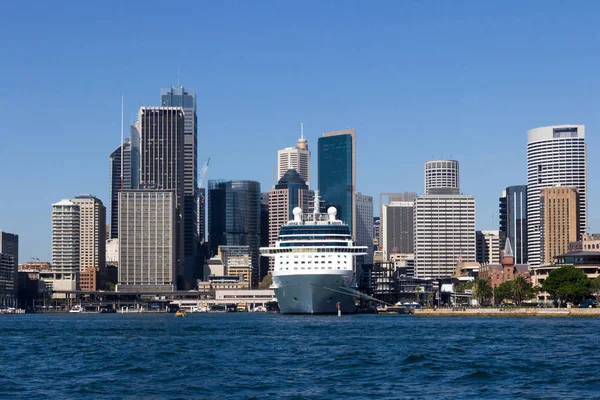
<box><xmin>18</xmin><ymin>262</ymin><xmax>51</xmax><ymax>271</ymax></box>
<box><xmin>373</xmin><ymin>217</ymin><xmax>381</xmax><ymax>250</ymax></box>
<box><xmin>379</xmin><ymin>192</ymin><xmax>417</xmax><ymax>222</ymax></box>
<box><xmin>106</xmin><ymin>238</ymin><xmax>119</xmax><ymax>267</ymax></box>
<box><xmin>424</xmin><ymin>160</ymin><xmax>459</xmax><ymax>195</ymax></box>
<box><xmin>278</xmin><ymin>126</ymin><xmax>310</xmax><ymax>187</ymax></box>
<box><xmin>219</xmin><ymin>246</ymin><xmax>252</xmax><ymax>287</ymax></box>
<box><xmin>476</xmin><ymin>230</ymin><xmax>500</xmax><ymax>265</ymax></box>
<box><xmin>0</xmin><ymin>231</ymin><xmax>18</xmax><ymax>304</ymax></box>
<box><xmin>318</xmin><ymin>129</ymin><xmax>356</xmax><ymax>238</ymax></box>
<box><xmin>161</xmin><ymin>87</ymin><xmax>199</xmax><ymax>290</ymax></box>
<box><xmin>382</xmin><ymin>201</ymin><xmax>414</xmax><ymax>259</ymax></box>
<box><xmin>355</xmin><ymin>192</ymin><xmax>374</xmax><ymax>265</ymax></box>
<box><xmin>527</xmin><ymin>125</ymin><xmax>587</xmax><ymax>267</ymax></box>
<box><xmin>51</xmin><ymin>200</ymin><xmax>80</xmax><ymax>293</ymax></box>
<box><xmin>0</xmin><ymin>254</ymin><xmax>15</xmax><ymax>306</ymax></box>
<box><xmin>267</xmin><ymin>170</ymin><xmax>313</xmax><ymax>273</ymax></box>
<box><xmin>540</xmin><ymin>186</ymin><xmax>580</xmax><ymax>265</ymax></box>
<box><xmin>414</xmin><ymin>194</ymin><xmax>476</xmax><ymax>278</ymax></box>
<box><xmin>71</xmin><ymin>195</ymin><xmax>106</xmax><ymax>291</ymax></box>
<box><xmin>117</xmin><ymin>190</ymin><xmax>176</xmax><ymax>292</ymax></box>
<box><xmin>499</xmin><ymin>185</ymin><xmax>528</xmax><ymax>264</ymax></box>
<box><xmin>109</xmin><ymin>126</ymin><xmax>140</xmax><ymax>239</ymax></box>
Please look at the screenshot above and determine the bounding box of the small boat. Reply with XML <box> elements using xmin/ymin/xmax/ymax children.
<box><xmin>175</xmin><ymin>309</ymin><xmax>188</xmax><ymax>317</ymax></box>
<box><xmin>253</xmin><ymin>305</ymin><xmax>267</xmax><ymax>312</ymax></box>
<box><xmin>236</xmin><ymin>303</ymin><xmax>248</xmax><ymax>312</ymax></box>
<box><xmin>69</xmin><ymin>305</ymin><xmax>83</xmax><ymax>313</ymax></box>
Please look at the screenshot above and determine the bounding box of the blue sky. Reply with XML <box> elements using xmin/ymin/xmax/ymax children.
<box><xmin>1</xmin><ymin>1</ymin><xmax>599</xmax><ymax>263</ymax></box>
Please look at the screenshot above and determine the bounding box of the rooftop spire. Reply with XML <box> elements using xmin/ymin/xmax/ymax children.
<box><xmin>503</xmin><ymin>237</ymin><xmax>514</xmax><ymax>258</ymax></box>
<box><xmin>301</xmin><ymin>122</ymin><xmax>304</xmax><ymax>139</ymax></box>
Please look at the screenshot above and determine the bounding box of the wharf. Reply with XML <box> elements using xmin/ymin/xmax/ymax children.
<box><xmin>414</xmin><ymin>307</ymin><xmax>600</xmax><ymax>317</ymax></box>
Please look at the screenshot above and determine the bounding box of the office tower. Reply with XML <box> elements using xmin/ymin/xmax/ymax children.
<box><xmin>382</xmin><ymin>201</ymin><xmax>414</xmax><ymax>258</ymax></box>
<box><xmin>355</xmin><ymin>192</ymin><xmax>374</xmax><ymax>265</ymax></box>
<box><xmin>109</xmin><ymin>126</ymin><xmax>140</xmax><ymax>239</ymax></box>
<box><xmin>414</xmin><ymin>194</ymin><xmax>476</xmax><ymax>278</ymax></box>
<box><xmin>0</xmin><ymin>253</ymin><xmax>15</xmax><ymax>306</ymax></box>
<box><xmin>71</xmin><ymin>195</ymin><xmax>106</xmax><ymax>291</ymax></box>
<box><xmin>259</xmin><ymin>194</ymin><xmax>270</xmax><ymax>281</ymax></box>
<box><xmin>373</xmin><ymin>217</ymin><xmax>381</xmax><ymax>250</ymax></box>
<box><xmin>476</xmin><ymin>230</ymin><xmax>500</xmax><ymax>265</ymax></box>
<box><xmin>106</xmin><ymin>238</ymin><xmax>119</xmax><ymax>267</ymax></box>
<box><xmin>527</xmin><ymin>125</ymin><xmax>587</xmax><ymax>267</ymax></box>
<box><xmin>318</xmin><ymin>129</ymin><xmax>356</xmax><ymax>238</ymax></box>
<box><xmin>424</xmin><ymin>160</ymin><xmax>459</xmax><ymax>195</ymax></box>
<box><xmin>540</xmin><ymin>187</ymin><xmax>580</xmax><ymax>264</ymax></box>
<box><xmin>161</xmin><ymin>86</ymin><xmax>199</xmax><ymax>288</ymax></box>
<box><xmin>0</xmin><ymin>231</ymin><xmax>18</xmax><ymax>306</ymax></box>
<box><xmin>197</xmin><ymin>188</ymin><xmax>206</xmax><ymax>242</ymax></box>
<box><xmin>51</xmin><ymin>200</ymin><xmax>80</xmax><ymax>291</ymax></box>
<box><xmin>138</xmin><ymin>106</ymin><xmax>185</xmax><ymax>288</ymax></box>
<box><xmin>499</xmin><ymin>185</ymin><xmax>528</xmax><ymax>264</ymax></box>
<box><xmin>208</xmin><ymin>180</ymin><xmax>261</xmax><ymax>286</ymax></box>
<box><xmin>278</xmin><ymin>127</ymin><xmax>311</xmax><ymax>187</ymax></box>
<box><xmin>117</xmin><ymin>190</ymin><xmax>176</xmax><ymax>292</ymax></box>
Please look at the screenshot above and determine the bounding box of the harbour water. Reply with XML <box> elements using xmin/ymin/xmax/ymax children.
<box><xmin>2</xmin><ymin>313</ymin><xmax>600</xmax><ymax>399</ymax></box>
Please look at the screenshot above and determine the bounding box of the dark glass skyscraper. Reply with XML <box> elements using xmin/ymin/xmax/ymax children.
<box><xmin>499</xmin><ymin>185</ymin><xmax>528</xmax><ymax>264</ymax></box>
<box><xmin>318</xmin><ymin>129</ymin><xmax>356</xmax><ymax>238</ymax></box>
<box><xmin>161</xmin><ymin>87</ymin><xmax>199</xmax><ymax>289</ymax></box>
<box><xmin>208</xmin><ymin>180</ymin><xmax>261</xmax><ymax>286</ymax></box>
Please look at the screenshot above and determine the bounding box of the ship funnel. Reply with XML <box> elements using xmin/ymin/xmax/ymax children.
<box><xmin>293</xmin><ymin>207</ymin><xmax>303</xmax><ymax>222</ymax></box>
<box><xmin>327</xmin><ymin>206</ymin><xmax>337</xmax><ymax>222</ymax></box>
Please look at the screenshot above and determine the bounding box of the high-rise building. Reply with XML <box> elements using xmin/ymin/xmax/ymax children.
<box><xmin>71</xmin><ymin>195</ymin><xmax>106</xmax><ymax>291</ymax></box>
<box><xmin>414</xmin><ymin>194</ymin><xmax>476</xmax><ymax>278</ymax></box>
<box><xmin>372</xmin><ymin>217</ymin><xmax>381</xmax><ymax>250</ymax></box>
<box><xmin>117</xmin><ymin>190</ymin><xmax>176</xmax><ymax>292</ymax></box>
<box><xmin>382</xmin><ymin>201</ymin><xmax>414</xmax><ymax>258</ymax></box>
<box><xmin>355</xmin><ymin>192</ymin><xmax>374</xmax><ymax>265</ymax></box>
<box><xmin>424</xmin><ymin>160</ymin><xmax>459</xmax><ymax>195</ymax></box>
<box><xmin>379</xmin><ymin>192</ymin><xmax>418</xmax><ymax>221</ymax></box>
<box><xmin>51</xmin><ymin>200</ymin><xmax>80</xmax><ymax>291</ymax></box>
<box><xmin>278</xmin><ymin>128</ymin><xmax>310</xmax><ymax>187</ymax></box>
<box><xmin>208</xmin><ymin>180</ymin><xmax>261</xmax><ymax>286</ymax></box>
<box><xmin>268</xmin><ymin>170</ymin><xmax>313</xmax><ymax>273</ymax></box>
<box><xmin>540</xmin><ymin>186</ymin><xmax>580</xmax><ymax>264</ymax></box>
<box><xmin>0</xmin><ymin>231</ymin><xmax>18</xmax><ymax>306</ymax></box>
<box><xmin>499</xmin><ymin>185</ymin><xmax>528</xmax><ymax>264</ymax></box>
<box><xmin>198</xmin><ymin>187</ymin><xmax>206</xmax><ymax>242</ymax></box>
<box><xmin>259</xmin><ymin>193</ymin><xmax>270</xmax><ymax>281</ymax></box>
<box><xmin>318</xmin><ymin>129</ymin><xmax>356</xmax><ymax>238</ymax></box>
<box><xmin>138</xmin><ymin>106</ymin><xmax>186</xmax><ymax>287</ymax></box>
<box><xmin>160</xmin><ymin>87</ymin><xmax>199</xmax><ymax>289</ymax></box>
<box><xmin>527</xmin><ymin>125</ymin><xmax>587</xmax><ymax>267</ymax></box>
<box><xmin>476</xmin><ymin>230</ymin><xmax>500</xmax><ymax>265</ymax></box>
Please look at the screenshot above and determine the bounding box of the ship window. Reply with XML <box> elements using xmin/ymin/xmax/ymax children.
<box><xmin>321</xmin><ymin>261</ymin><xmax>325</xmax><ymax>263</ymax></box>
<box><xmin>301</xmin><ymin>261</ymin><xmax>305</xmax><ymax>264</ymax></box>
<box><xmin>294</xmin><ymin>261</ymin><xmax>298</xmax><ymax>264</ymax></box>
<box><xmin>328</xmin><ymin>261</ymin><xmax>332</xmax><ymax>263</ymax></box>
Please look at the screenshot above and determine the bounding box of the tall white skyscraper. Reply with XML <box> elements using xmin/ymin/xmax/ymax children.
<box><xmin>527</xmin><ymin>125</ymin><xmax>587</xmax><ymax>267</ymax></box>
<box><xmin>355</xmin><ymin>192</ymin><xmax>374</xmax><ymax>264</ymax></box>
<box><xmin>277</xmin><ymin>125</ymin><xmax>311</xmax><ymax>187</ymax></box>
<box><xmin>51</xmin><ymin>199</ymin><xmax>80</xmax><ymax>292</ymax></box>
<box><xmin>424</xmin><ymin>160</ymin><xmax>459</xmax><ymax>195</ymax></box>
<box><xmin>476</xmin><ymin>230</ymin><xmax>500</xmax><ymax>265</ymax></box>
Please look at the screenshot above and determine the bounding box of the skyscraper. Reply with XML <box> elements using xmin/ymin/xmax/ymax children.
<box><xmin>476</xmin><ymin>230</ymin><xmax>500</xmax><ymax>265</ymax></box>
<box><xmin>71</xmin><ymin>195</ymin><xmax>106</xmax><ymax>291</ymax></box>
<box><xmin>117</xmin><ymin>190</ymin><xmax>176</xmax><ymax>292</ymax></box>
<box><xmin>109</xmin><ymin>125</ymin><xmax>140</xmax><ymax>239</ymax></box>
<box><xmin>499</xmin><ymin>185</ymin><xmax>527</xmax><ymax>264</ymax></box>
<box><xmin>540</xmin><ymin>186</ymin><xmax>580</xmax><ymax>264</ymax></box>
<box><xmin>51</xmin><ymin>200</ymin><xmax>80</xmax><ymax>291</ymax></box>
<box><xmin>382</xmin><ymin>201</ymin><xmax>414</xmax><ymax>258</ymax></box>
<box><xmin>208</xmin><ymin>180</ymin><xmax>261</xmax><ymax>286</ymax></box>
<box><xmin>138</xmin><ymin>106</ymin><xmax>185</xmax><ymax>287</ymax></box>
<box><xmin>527</xmin><ymin>125</ymin><xmax>587</xmax><ymax>267</ymax></box>
<box><xmin>318</xmin><ymin>129</ymin><xmax>356</xmax><ymax>238</ymax></box>
<box><xmin>160</xmin><ymin>86</ymin><xmax>199</xmax><ymax>288</ymax></box>
<box><xmin>355</xmin><ymin>192</ymin><xmax>374</xmax><ymax>265</ymax></box>
<box><xmin>278</xmin><ymin>127</ymin><xmax>311</xmax><ymax>187</ymax></box>
<box><xmin>424</xmin><ymin>160</ymin><xmax>459</xmax><ymax>195</ymax></box>
<box><xmin>0</xmin><ymin>231</ymin><xmax>18</xmax><ymax>306</ymax></box>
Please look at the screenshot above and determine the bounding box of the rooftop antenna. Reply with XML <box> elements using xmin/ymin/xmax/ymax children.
<box><xmin>120</xmin><ymin>95</ymin><xmax>124</xmax><ymax>190</ymax></box>
<box><xmin>301</xmin><ymin>122</ymin><xmax>304</xmax><ymax>139</ymax></box>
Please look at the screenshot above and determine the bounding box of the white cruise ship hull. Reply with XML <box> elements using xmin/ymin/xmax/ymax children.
<box><xmin>273</xmin><ymin>272</ymin><xmax>356</xmax><ymax>314</ymax></box>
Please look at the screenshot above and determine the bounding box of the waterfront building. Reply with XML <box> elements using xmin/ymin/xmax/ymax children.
<box><xmin>382</xmin><ymin>201</ymin><xmax>414</xmax><ymax>259</ymax></box>
<box><xmin>540</xmin><ymin>186</ymin><xmax>580</xmax><ymax>265</ymax></box>
<box><xmin>0</xmin><ymin>231</ymin><xmax>18</xmax><ymax>305</ymax></box>
<box><xmin>161</xmin><ymin>86</ymin><xmax>199</xmax><ymax>289</ymax></box>
<box><xmin>71</xmin><ymin>195</ymin><xmax>106</xmax><ymax>291</ymax></box>
<box><xmin>18</xmin><ymin>262</ymin><xmax>51</xmax><ymax>271</ymax></box>
<box><xmin>476</xmin><ymin>230</ymin><xmax>500</xmax><ymax>265</ymax></box>
<box><xmin>208</xmin><ymin>180</ymin><xmax>261</xmax><ymax>286</ymax></box>
<box><xmin>499</xmin><ymin>185</ymin><xmax>528</xmax><ymax>264</ymax></box>
<box><xmin>0</xmin><ymin>254</ymin><xmax>15</xmax><ymax>306</ymax></box>
<box><xmin>51</xmin><ymin>200</ymin><xmax>80</xmax><ymax>293</ymax></box>
<box><xmin>570</xmin><ymin>233</ymin><xmax>600</xmax><ymax>252</ymax></box>
<box><xmin>318</xmin><ymin>129</ymin><xmax>356</xmax><ymax>238</ymax></box>
<box><xmin>479</xmin><ymin>239</ymin><xmax>530</xmax><ymax>289</ymax></box>
<box><xmin>259</xmin><ymin>194</ymin><xmax>270</xmax><ymax>281</ymax></box>
<box><xmin>278</xmin><ymin>127</ymin><xmax>311</xmax><ymax>187</ymax></box>
<box><xmin>355</xmin><ymin>192</ymin><xmax>374</xmax><ymax>265</ymax></box>
<box><xmin>109</xmin><ymin>126</ymin><xmax>140</xmax><ymax>239</ymax></box>
<box><xmin>116</xmin><ymin>190</ymin><xmax>176</xmax><ymax>292</ymax></box>
<box><xmin>267</xmin><ymin>170</ymin><xmax>313</xmax><ymax>273</ymax></box>
<box><xmin>424</xmin><ymin>160</ymin><xmax>459</xmax><ymax>195</ymax></box>
<box><xmin>218</xmin><ymin>245</ymin><xmax>252</xmax><ymax>287</ymax></box>
<box><xmin>527</xmin><ymin>125</ymin><xmax>587</xmax><ymax>267</ymax></box>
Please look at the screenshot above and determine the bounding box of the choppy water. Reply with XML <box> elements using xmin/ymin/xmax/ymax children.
<box><xmin>1</xmin><ymin>313</ymin><xmax>600</xmax><ymax>399</ymax></box>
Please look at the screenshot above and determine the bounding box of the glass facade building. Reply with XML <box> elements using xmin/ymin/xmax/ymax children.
<box><xmin>499</xmin><ymin>185</ymin><xmax>528</xmax><ymax>264</ymax></box>
<box><xmin>318</xmin><ymin>130</ymin><xmax>356</xmax><ymax>237</ymax></box>
<box><xmin>208</xmin><ymin>180</ymin><xmax>261</xmax><ymax>286</ymax></box>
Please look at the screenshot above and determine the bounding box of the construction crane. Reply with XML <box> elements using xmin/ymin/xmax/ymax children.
<box><xmin>198</xmin><ymin>158</ymin><xmax>210</xmax><ymax>188</ymax></box>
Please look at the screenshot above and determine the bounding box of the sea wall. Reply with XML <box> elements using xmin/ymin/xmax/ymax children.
<box><xmin>414</xmin><ymin>307</ymin><xmax>600</xmax><ymax>317</ymax></box>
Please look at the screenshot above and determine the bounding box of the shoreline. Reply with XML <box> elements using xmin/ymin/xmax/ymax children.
<box><xmin>414</xmin><ymin>307</ymin><xmax>600</xmax><ymax>317</ymax></box>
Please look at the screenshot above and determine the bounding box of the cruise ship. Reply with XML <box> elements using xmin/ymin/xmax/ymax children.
<box><xmin>260</xmin><ymin>198</ymin><xmax>367</xmax><ymax>314</ymax></box>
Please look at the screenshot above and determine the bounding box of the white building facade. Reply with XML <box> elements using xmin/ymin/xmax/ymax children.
<box><xmin>277</xmin><ymin>133</ymin><xmax>311</xmax><ymax>188</ymax></box>
<box><xmin>476</xmin><ymin>230</ymin><xmax>500</xmax><ymax>265</ymax></box>
<box><xmin>424</xmin><ymin>160</ymin><xmax>459</xmax><ymax>195</ymax></box>
<box><xmin>51</xmin><ymin>199</ymin><xmax>80</xmax><ymax>293</ymax></box>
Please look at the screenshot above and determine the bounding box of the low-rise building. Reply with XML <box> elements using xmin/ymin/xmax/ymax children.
<box><xmin>479</xmin><ymin>238</ymin><xmax>530</xmax><ymax>288</ymax></box>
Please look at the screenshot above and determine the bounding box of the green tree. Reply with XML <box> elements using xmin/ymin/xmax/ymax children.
<box><xmin>542</xmin><ymin>265</ymin><xmax>590</xmax><ymax>305</ymax></box>
<box><xmin>259</xmin><ymin>273</ymin><xmax>273</xmax><ymax>289</ymax></box>
<box><xmin>494</xmin><ymin>281</ymin><xmax>515</xmax><ymax>305</ymax></box>
<box><xmin>473</xmin><ymin>278</ymin><xmax>493</xmax><ymax>305</ymax></box>
<box><xmin>512</xmin><ymin>276</ymin><xmax>535</xmax><ymax>305</ymax></box>
<box><xmin>456</xmin><ymin>281</ymin><xmax>474</xmax><ymax>293</ymax></box>
<box><xmin>591</xmin><ymin>276</ymin><xmax>600</xmax><ymax>304</ymax></box>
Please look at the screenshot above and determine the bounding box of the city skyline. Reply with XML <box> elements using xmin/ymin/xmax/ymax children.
<box><xmin>2</xmin><ymin>2</ymin><xmax>600</xmax><ymax>262</ymax></box>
